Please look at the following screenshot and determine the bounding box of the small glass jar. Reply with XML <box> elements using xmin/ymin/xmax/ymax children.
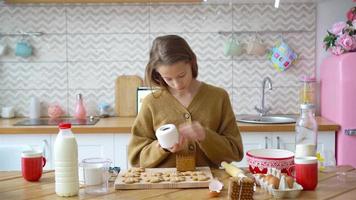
<box><xmin>79</xmin><ymin>158</ymin><xmax>112</xmax><ymax>194</ymax></box>
<box><xmin>295</xmin><ymin>104</ymin><xmax>318</xmax><ymax>157</ymax></box>
<box><xmin>299</xmin><ymin>75</ymin><xmax>316</xmax><ymax>105</ymax></box>
<box><xmin>98</xmin><ymin>102</ymin><xmax>110</xmax><ymax>118</ymax></box>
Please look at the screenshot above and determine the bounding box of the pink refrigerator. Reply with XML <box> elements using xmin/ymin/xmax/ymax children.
<box><xmin>320</xmin><ymin>52</ymin><xmax>356</xmax><ymax>167</ymax></box>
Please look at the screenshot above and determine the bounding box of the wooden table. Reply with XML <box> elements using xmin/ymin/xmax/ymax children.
<box><xmin>1</xmin><ymin>166</ymin><xmax>356</xmax><ymax>200</ymax></box>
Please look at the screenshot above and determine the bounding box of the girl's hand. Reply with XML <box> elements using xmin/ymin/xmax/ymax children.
<box><xmin>178</xmin><ymin>121</ymin><xmax>206</xmax><ymax>142</ymax></box>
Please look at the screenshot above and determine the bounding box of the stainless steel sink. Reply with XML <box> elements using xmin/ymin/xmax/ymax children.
<box><xmin>236</xmin><ymin>114</ymin><xmax>296</xmax><ymax>124</ymax></box>
<box><xmin>14</xmin><ymin>117</ymin><xmax>100</xmax><ymax>126</ymax></box>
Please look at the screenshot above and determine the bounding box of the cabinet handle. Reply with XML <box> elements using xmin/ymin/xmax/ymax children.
<box><xmin>265</xmin><ymin>136</ymin><xmax>268</xmax><ymax>149</ymax></box>
<box><xmin>277</xmin><ymin>136</ymin><xmax>280</xmax><ymax>149</ymax></box>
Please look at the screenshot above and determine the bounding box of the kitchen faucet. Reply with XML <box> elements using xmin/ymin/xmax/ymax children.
<box><xmin>255</xmin><ymin>77</ymin><xmax>273</xmax><ymax>116</ymax></box>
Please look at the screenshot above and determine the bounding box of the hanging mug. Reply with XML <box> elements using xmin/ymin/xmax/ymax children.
<box><xmin>0</xmin><ymin>43</ymin><xmax>8</xmax><ymax>56</ymax></box>
<box><xmin>224</xmin><ymin>36</ymin><xmax>243</xmax><ymax>57</ymax></box>
<box><xmin>15</xmin><ymin>39</ymin><xmax>33</xmax><ymax>58</ymax></box>
<box><xmin>246</xmin><ymin>35</ymin><xmax>266</xmax><ymax>56</ymax></box>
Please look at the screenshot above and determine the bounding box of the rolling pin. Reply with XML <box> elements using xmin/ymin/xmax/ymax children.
<box><xmin>221</xmin><ymin>161</ymin><xmax>246</xmax><ymax>178</ymax></box>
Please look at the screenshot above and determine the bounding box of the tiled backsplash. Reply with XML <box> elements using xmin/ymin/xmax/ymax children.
<box><xmin>0</xmin><ymin>2</ymin><xmax>316</xmax><ymax>117</ymax></box>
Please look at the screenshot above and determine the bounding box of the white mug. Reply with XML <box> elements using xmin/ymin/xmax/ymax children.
<box><xmin>1</xmin><ymin>106</ymin><xmax>15</xmax><ymax>118</ymax></box>
<box><xmin>155</xmin><ymin>124</ymin><xmax>179</xmax><ymax>149</ymax></box>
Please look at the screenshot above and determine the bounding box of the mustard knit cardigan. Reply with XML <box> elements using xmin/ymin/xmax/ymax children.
<box><xmin>128</xmin><ymin>82</ymin><xmax>244</xmax><ymax>168</ymax></box>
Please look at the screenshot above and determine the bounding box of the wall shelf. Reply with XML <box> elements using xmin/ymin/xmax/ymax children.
<box><xmin>218</xmin><ymin>30</ymin><xmax>314</xmax><ymax>35</ymax></box>
<box><xmin>5</xmin><ymin>0</ymin><xmax>202</xmax><ymax>3</ymax></box>
<box><xmin>0</xmin><ymin>32</ymin><xmax>44</xmax><ymax>37</ymax></box>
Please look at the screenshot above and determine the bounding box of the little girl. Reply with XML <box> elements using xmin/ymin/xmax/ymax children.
<box><xmin>128</xmin><ymin>35</ymin><xmax>243</xmax><ymax>168</ymax></box>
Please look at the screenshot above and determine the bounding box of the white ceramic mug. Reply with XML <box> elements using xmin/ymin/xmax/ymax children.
<box><xmin>1</xmin><ymin>106</ymin><xmax>15</xmax><ymax>118</ymax></box>
<box><xmin>155</xmin><ymin>124</ymin><xmax>179</xmax><ymax>149</ymax></box>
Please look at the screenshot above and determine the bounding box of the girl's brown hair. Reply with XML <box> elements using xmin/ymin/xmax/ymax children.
<box><xmin>145</xmin><ymin>35</ymin><xmax>198</xmax><ymax>89</ymax></box>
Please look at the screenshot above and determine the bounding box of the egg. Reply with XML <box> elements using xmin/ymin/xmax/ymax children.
<box><xmin>209</xmin><ymin>191</ymin><xmax>220</xmax><ymax>197</ymax></box>
<box><xmin>264</xmin><ymin>174</ymin><xmax>274</xmax><ymax>182</ymax></box>
<box><xmin>256</xmin><ymin>173</ymin><xmax>265</xmax><ymax>179</ymax></box>
<box><xmin>208</xmin><ymin>179</ymin><xmax>223</xmax><ymax>197</ymax></box>
<box><xmin>268</xmin><ymin>176</ymin><xmax>280</xmax><ymax>189</ymax></box>
<box><xmin>285</xmin><ymin>176</ymin><xmax>294</xmax><ymax>189</ymax></box>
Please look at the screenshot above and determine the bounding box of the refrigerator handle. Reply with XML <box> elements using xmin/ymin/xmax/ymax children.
<box><xmin>345</xmin><ymin>129</ymin><xmax>356</xmax><ymax>136</ymax></box>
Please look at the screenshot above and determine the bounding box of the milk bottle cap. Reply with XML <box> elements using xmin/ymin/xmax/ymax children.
<box><xmin>59</xmin><ymin>123</ymin><xmax>71</xmax><ymax>129</ymax></box>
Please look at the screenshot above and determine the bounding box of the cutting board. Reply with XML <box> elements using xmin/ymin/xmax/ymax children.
<box><xmin>114</xmin><ymin>167</ymin><xmax>213</xmax><ymax>190</ymax></box>
<box><xmin>115</xmin><ymin>75</ymin><xmax>143</xmax><ymax>117</ymax></box>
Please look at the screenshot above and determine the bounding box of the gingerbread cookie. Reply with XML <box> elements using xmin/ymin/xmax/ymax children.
<box><xmin>123</xmin><ymin>177</ymin><xmax>140</xmax><ymax>184</ymax></box>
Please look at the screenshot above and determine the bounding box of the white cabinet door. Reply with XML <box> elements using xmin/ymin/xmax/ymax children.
<box><xmin>0</xmin><ymin>134</ymin><xmax>52</xmax><ymax>170</ymax></box>
<box><xmin>114</xmin><ymin>134</ymin><xmax>131</xmax><ymax>170</ymax></box>
<box><xmin>317</xmin><ymin>131</ymin><xmax>336</xmax><ymax>162</ymax></box>
<box><xmin>51</xmin><ymin>134</ymin><xmax>115</xmax><ymax>167</ymax></box>
<box><xmin>272</xmin><ymin>133</ymin><xmax>296</xmax><ymax>152</ymax></box>
<box><xmin>233</xmin><ymin>132</ymin><xmax>271</xmax><ymax>168</ymax></box>
<box><xmin>233</xmin><ymin>131</ymin><xmax>336</xmax><ymax>168</ymax></box>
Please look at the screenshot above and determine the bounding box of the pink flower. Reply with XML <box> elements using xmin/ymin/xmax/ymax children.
<box><xmin>330</xmin><ymin>46</ymin><xmax>345</xmax><ymax>56</ymax></box>
<box><xmin>336</xmin><ymin>33</ymin><xmax>355</xmax><ymax>51</ymax></box>
<box><xmin>330</xmin><ymin>22</ymin><xmax>347</xmax><ymax>36</ymax></box>
<box><xmin>346</xmin><ymin>7</ymin><xmax>356</xmax><ymax>21</ymax></box>
<box><xmin>353</xmin><ymin>35</ymin><xmax>356</xmax><ymax>50</ymax></box>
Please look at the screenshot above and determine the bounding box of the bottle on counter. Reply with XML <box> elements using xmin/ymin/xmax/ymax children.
<box><xmin>295</xmin><ymin>104</ymin><xmax>318</xmax><ymax>157</ymax></box>
<box><xmin>74</xmin><ymin>93</ymin><xmax>86</xmax><ymax>120</ymax></box>
<box><xmin>299</xmin><ymin>75</ymin><xmax>316</xmax><ymax>105</ymax></box>
<box><xmin>54</xmin><ymin>123</ymin><xmax>79</xmax><ymax>197</ymax></box>
<box><xmin>98</xmin><ymin>102</ymin><xmax>110</xmax><ymax>118</ymax></box>
<box><xmin>29</xmin><ymin>97</ymin><xmax>41</xmax><ymax>119</ymax></box>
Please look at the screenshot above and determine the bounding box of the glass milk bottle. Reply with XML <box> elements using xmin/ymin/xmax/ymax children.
<box><xmin>54</xmin><ymin>123</ymin><xmax>79</xmax><ymax>197</ymax></box>
<box><xmin>295</xmin><ymin>104</ymin><xmax>318</xmax><ymax>157</ymax></box>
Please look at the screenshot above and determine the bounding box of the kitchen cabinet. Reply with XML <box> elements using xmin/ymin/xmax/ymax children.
<box><xmin>234</xmin><ymin>131</ymin><xmax>335</xmax><ymax>167</ymax></box>
<box><xmin>0</xmin><ymin>133</ymin><xmax>131</xmax><ymax>171</ymax></box>
<box><xmin>50</xmin><ymin>134</ymin><xmax>115</xmax><ymax>169</ymax></box>
<box><xmin>0</xmin><ymin>134</ymin><xmax>51</xmax><ymax>170</ymax></box>
<box><xmin>51</xmin><ymin>133</ymin><xmax>133</xmax><ymax>170</ymax></box>
<box><xmin>0</xmin><ymin>131</ymin><xmax>335</xmax><ymax>170</ymax></box>
<box><xmin>114</xmin><ymin>134</ymin><xmax>131</xmax><ymax>170</ymax></box>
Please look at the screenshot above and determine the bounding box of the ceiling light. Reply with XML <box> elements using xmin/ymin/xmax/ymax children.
<box><xmin>274</xmin><ymin>0</ymin><xmax>280</xmax><ymax>8</ymax></box>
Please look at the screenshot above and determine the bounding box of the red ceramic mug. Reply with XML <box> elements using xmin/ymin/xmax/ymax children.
<box><xmin>288</xmin><ymin>156</ymin><xmax>318</xmax><ymax>190</ymax></box>
<box><xmin>21</xmin><ymin>150</ymin><xmax>46</xmax><ymax>182</ymax></box>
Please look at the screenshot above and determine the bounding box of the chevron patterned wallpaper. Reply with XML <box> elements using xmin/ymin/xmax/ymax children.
<box><xmin>0</xmin><ymin>3</ymin><xmax>316</xmax><ymax>117</ymax></box>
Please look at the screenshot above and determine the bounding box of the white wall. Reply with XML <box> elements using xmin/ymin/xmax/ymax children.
<box><xmin>0</xmin><ymin>2</ymin><xmax>316</xmax><ymax>117</ymax></box>
<box><xmin>315</xmin><ymin>0</ymin><xmax>355</xmax><ymax>113</ymax></box>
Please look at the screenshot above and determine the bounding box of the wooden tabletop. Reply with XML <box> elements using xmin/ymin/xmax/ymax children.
<box><xmin>0</xmin><ymin>116</ymin><xmax>339</xmax><ymax>134</ymax></box>
<box><xmin>1</xmin><ymin>166</ymin><xmax>355</xmax><ymax>200</ymax></box>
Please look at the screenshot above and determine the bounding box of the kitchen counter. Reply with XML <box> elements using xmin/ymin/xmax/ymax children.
<box><xmin>0</xmin><ymin>116</ymin><xmax>339</xmax><ymax>134</ymax></box>
<box><xmin>0</xmin><ymin>166</ymin><xmax>355</xmax><ymax>199</ymax></box>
